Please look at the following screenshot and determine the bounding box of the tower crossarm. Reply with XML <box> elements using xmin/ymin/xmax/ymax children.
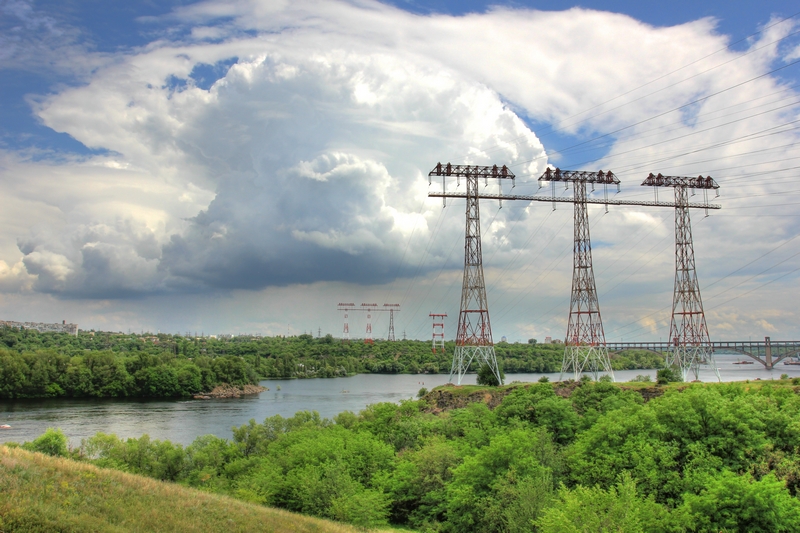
<box><xmin>538</xmin><ymin>167</ymin><xmax>620</xmax><ymax>185</ymax></box>
<box><xmin>427</xmin><ymin>192</ymin><xmax>720</xmax><ymax>210</ymax></box>
<box><xmin>641</xmin><ymin>173</ymin><xmax>719</xmax><ymax>189</ymax></box>
<box><xmin>429</xmin><ymin>162</ymin><xmax>516</xmax><ymax>180</ymax></box>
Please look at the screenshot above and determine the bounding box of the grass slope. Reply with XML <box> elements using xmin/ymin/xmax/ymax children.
<box><xmin>0</xmin><ymin>446</ymin><xmax>400</xmax><ymax>533</ymax></box>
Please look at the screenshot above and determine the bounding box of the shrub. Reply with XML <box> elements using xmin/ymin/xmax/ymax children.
<box><xmin>477</xmin><ymin>363</ymin><xmax>504</xmax><ymax>386</ymax></box>
<box><xmin>656</xmin><ymin>367</ymin><xmax>681</xmax><ymax>385</ymax></box>
<box><xmin>22</xmin><ymin>427</ymin><xmax>68</xmax><ymax>457</ymax></box>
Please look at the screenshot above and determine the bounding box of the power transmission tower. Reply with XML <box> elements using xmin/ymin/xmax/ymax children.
<box><xmin>429</xmin><ymin>163</ymin><xmax>515</xmax><ymax>385</ymax></box>
<box><xmin>539</xmin><ymin>168</ymin><xmax>617</xmax><ymax>381</ymax></box>
<box><xmin>384</xmin><ymin>304</ymin><xmax>400</xmax><ymax>341</ymax></box>
<box><xmin>427</xmin><ymin>164</ymin><xmax>720</xmax><ymax>383</ymax></box>
<box><xmin>642</xmin><ymin>173</ymin><xmax>720</xmax><ymax>381</ymax></box>
<box><xmin>362</xmin><ymin>303</ymin><xmax>377</xmax><ymax>344</ymax></box>
<box><xmin>338</xmin><ymin>302</ymin><xmax>354</xmax><ymax>341</ymax></box>
<box><xmin>337</xmin><ymin>302</ymin><xmax>399</xmax><ymax>343</ymax></box>
<box><xmin>430</xmin><ymin>313</ymin><xmax>447</xmax><ymax>353</ymax></box>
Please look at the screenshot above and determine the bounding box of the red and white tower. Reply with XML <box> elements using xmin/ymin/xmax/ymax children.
<box><xmin>430</xmin><ymin>313</ymin><xmax>447</xmax><ymax>353</ymax></box>
<box><xmin>362</xmin><ymin>303</ymin><xmax>377</xmax><ymax>345</ymax></box>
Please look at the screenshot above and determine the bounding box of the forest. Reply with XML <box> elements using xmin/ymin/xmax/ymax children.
<box><xmin>0</xmin><ymin>326</ymin><xmax>663</xmax><ymax>398</ymax></box>
<box><xmin>14</xmin><ymin>379</ymin><xmax>800</xmax><ymax>532</ymax></box>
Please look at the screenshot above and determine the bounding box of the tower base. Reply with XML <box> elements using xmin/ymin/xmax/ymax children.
<box><xmin>449</xmin><ymin>345</ymin><xmax>501</xmax><ymax>385</ymax></box>
<box><xmin>560</xmin><ymin>345</ymin><xmax>615</xmax><ymax>382</ymax></box>
<box><xmin>668</xmin><ymin>345</ymin><xmax>720</xmax><ymax>382</ymax></box>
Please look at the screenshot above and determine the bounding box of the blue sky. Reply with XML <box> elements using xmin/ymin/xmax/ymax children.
<box><xmin>1</xmin><ymin>0</ymin><xmax>800</xmax><ymax>342</ymax></box>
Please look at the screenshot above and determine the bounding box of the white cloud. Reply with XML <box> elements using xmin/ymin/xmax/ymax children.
<box><xmin>1</xmin><ymin>0</ymin><xmax>799</xmax><ymax>339</ymax></box>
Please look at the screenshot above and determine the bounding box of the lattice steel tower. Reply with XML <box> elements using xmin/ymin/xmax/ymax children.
<box><xmin>642</xmin><ymin>173</ymin><xmax>720</xmax><ymax>381</ymax></box>
<box><xmin>429</xmin><ymin>163</ymin><xmax>515</xmax><ymax>385</ymax></box>
<box><xmin>539</xmin><ymin>168</ymin><xmax>618</xmax><ymax>381</ymax></box>
<box><xmin>384</xmin><ymin>304</ymin><xmax>400</xmax><ymax>341</ymax></box>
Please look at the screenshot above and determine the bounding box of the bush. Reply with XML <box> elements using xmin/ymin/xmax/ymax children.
<box><xmin>656</xmin><ymin>367</ymin><xmax>681</xmax><ymax>385</ymax></box>
<box><xmin>477</xmin><ymin>363</ymin><xmax>504</xmax><ymax>386</ymax></box>
<box><xmin>538</xmin><ymin>375</ymin><xmax>550</xmax><ymax>383</ymax></box>
<box><xmin>22</xmin><ymin>427</ymin><xmax>68</xmax><ymax>457</ymax></box>
<box><xmin>417</xmin><ymin>387</ymin><xmax>428</xmax><ymax>398</ymax></box>
<box><xmin>632</xmin><ymin>374</ymin><xmax>652</xmax><ymax>382</ymax></box>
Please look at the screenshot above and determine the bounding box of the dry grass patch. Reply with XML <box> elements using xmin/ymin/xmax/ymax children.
<box><xmin>0</xmin><ymin>446</ymin><xmax>403</xmax><ymax>533</ymax></box>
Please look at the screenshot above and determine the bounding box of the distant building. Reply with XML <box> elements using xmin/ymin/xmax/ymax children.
<box><xmin>544</xmin><ymin>336</ymin><xmax>552</xmax><ymax>344</ymax></box>
<box><xmin>501</xmin><ymin>335</ymin><xmax>507</xmax><ymax>343</ymax></box>
<box><xmin>0</xmin><ymin>320</ymin><xmax>78</xmax><ymax>336</ymax></box>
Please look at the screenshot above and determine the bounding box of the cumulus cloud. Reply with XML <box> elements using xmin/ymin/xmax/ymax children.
<box><xmin>1</xmin><ymin>0</ymin><xmax>800</xmax><ymax>338</ymax></box>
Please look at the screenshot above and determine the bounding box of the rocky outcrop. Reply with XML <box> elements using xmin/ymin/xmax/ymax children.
<box><xmin>422</xmin><ymin>384</ymin><xmax>520</xmax><ymax>413</ymax></box>
<box><xmin>421</xmin><ymin>381</ymin><xmax>669</xmax><ymax>413</ymax></box>
<box><xmin>194</xmin><ymin>384</ymin><xmax>267</xmax><ymax>399</ymax></box>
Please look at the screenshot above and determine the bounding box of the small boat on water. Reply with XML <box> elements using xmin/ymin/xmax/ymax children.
<box><xmin>733</xmin><ymin>360</ymin><xmax>754</xmax><ymax>364</ymax></box>
<box><xmin>784</xmin><ymin>361</ymin><xmax>800</xmax><ymax>365</ymax></box>
<box><xmin>0</xmin><ymin>424</ymin><xmax>11</xmax><ymax>429</ymax></box>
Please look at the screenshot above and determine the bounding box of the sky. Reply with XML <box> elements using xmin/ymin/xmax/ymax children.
<box><xmin>1</xmin><ymin>0</ymin><xmax>800</xmax><ymax>343</ymax></box>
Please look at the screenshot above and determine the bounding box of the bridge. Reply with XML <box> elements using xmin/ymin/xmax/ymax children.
<box><xmin>606</xmin><ymin>337</ymin><xmax>800</xmax><ymax>370</ymax></box>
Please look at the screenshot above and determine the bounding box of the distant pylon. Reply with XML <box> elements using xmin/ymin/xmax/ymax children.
<box><xmin>539</xmin><ymin>168</ymin><xmax>617</xmax><ymax>381</ymax></box>
<box><xmin>642</xmin><ymin>173</ymin><xmax>720</xmax><ymax>381</ymax></box>
<box><xmin>384</xmin><ymin>304</ymin><xmax>400</xmax><ymax>341</ymax></box>
<box><xmin>430</xmin><ymin>313</ymin><xmax>447</xmax><ymax>353</ymax></box>
<box><xmin>362</xmin><ymin>303</ymin><xmax>377</xmax><ymax>345</ymax></box>
<box><xmin>337</xmin><ymin>303</ymin><xmax>355</xmax><ymax>341</ymax></box>
<box><xmin>429</xmin><ymin>163</ymin><xmax>515</xmax><ymax>385</ymax></box>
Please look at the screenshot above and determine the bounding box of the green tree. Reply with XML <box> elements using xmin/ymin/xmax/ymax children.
<box><xmin>537</xmin><ymin>474</ymin><xmax>672</xmax><ymax>533</ymax></box>
<box><xmin>477</xmin><ymin>363</ymin><xmax>504</xmax><ymax>386</ymax></box>
<box><xmin>680</xmin><ymin>471</ymin><xmax>800</xmax><ymax>532</ymax></box>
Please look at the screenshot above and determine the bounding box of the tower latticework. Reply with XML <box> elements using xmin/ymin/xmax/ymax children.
<box><xmin>429</xmin><ymin>163</ymin><xmax>515</xmax><ymax>385</ymax></box>
<box><xmin>385</xmin><ymin>304</ymin><xmax>400</xmax><ymax>341</ymax></box>
<box><xmin>539</xmin><ymin>168</ymin><xmax>617</xmax><ymax>381</ymax></box>
<box><xmin>642</xmin><ymin>173</ymin><xmax>720</xmax><ymax>381</ymax></box>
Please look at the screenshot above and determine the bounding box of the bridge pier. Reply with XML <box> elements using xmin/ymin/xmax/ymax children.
<box><xmin>765</xmin><ymin>336</ymin><xmax>773</xmax><ymax>370</ymax></box>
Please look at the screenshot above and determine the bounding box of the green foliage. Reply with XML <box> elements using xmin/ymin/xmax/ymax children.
<box><xmin>0</xmin><ymin>327</ymin><xmax>668</xmax><ymax>395</ymax></box>
<box><xmin>0</xmin><ymin>344</ymin><xmax>258</xmax><ymax>399</ymax></box>
<box><xmin>476</xmin><ymin>363</ymin><xmax>504</xmax><ymax>386</ymax></box>
<box><xmin>20</xmin><ymin>379</ymin><xmax>800</xmax><ymax>532</ymax></box>
<box><xmin>657</xmin><ymin>367</ymin><xmax>682</xmax><ymax>384</ymax></box>
<box><xmin>680</xmin><ymin>471</ymin><xmax>800</xmax><ymax>532</ymax></box>
<box><xmin>417</xmin><ymin>387</ymin><xmax>428</xmax><ymax>398</ymax></box>
<box><xmin>21</xmin><ymin>427</ymin><xmax>68</xmax><ymax>457</ymax></box>
<box><xmin>538</xmin><ymin>474</ymin><xmax>672</xmax><ymax>533</ymax></box>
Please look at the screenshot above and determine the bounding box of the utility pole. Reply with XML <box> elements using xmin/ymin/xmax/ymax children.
<box><xmin>429</xmin><ymin>163</ymin><xmax>514</xmax><ymax>385</ymax></box>
<box><xmin>642</xmin><ymin>173</ymin><xmax>720</xmax><ymax>381</ymax></box>
<box><xmin>538</xmin><ymin>168</ymin><xmax>617</xmax><ymax>381</ymax></box>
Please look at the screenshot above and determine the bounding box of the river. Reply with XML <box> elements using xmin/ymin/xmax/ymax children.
<box><xmin>2</xmin><ymin>353</ymin><xmax>799</xmax><ymax>447</ymax></box>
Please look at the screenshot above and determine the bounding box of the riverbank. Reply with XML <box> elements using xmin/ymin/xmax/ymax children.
<box><xmin>0</xmin><ymin>446</ymin><xmax>402</xmax><ymax>533</ymax></box>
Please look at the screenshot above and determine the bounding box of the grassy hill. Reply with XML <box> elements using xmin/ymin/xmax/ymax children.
<box><xmin>0</xmin><ymin>446</ymin><xmax>404</xmax><ymax>533</ymax></box>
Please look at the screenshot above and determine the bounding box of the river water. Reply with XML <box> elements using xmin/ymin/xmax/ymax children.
<box><xmin>2</xmin><ymin>353</ymin><xmax>799</xmax><ymax>447</ymax></box>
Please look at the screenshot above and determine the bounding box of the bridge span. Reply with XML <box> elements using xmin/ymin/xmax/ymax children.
<box><xmin>606</xmin><ymin>337</ymin><xmax>800</xmax><ymax>370</ymax></box>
